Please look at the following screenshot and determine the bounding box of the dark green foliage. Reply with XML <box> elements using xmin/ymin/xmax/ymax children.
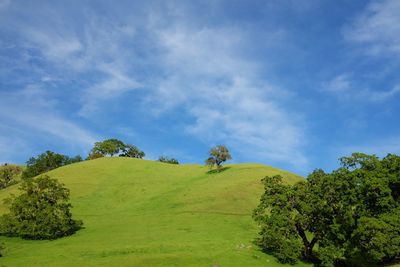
<box><xmin>0</xmin><ymin>242</ymin><xmax>4</xmax><ymax>257</ymax></box>
<box><xmin>0</xmin><ymin>164</ymin><xmax>22</xmax><ymax>189</ymax></box>
<box><xmin>0</xmin><ymin>175</ymin><xmax>82</xmax><ymax>240</ymax></box>
<box><xmin>158</xmin><ymin>156</ymin><xmax>179</xmax><ymax>164</ymax></box>
<box><xmin>254</xmin><ymin>153</ymin><xmax>400</xmax><ymax>266</ymax></box>
<box><xmin>88</xmin><ymin>139</ymin><xmax>145</xmax><ymax>159</ymax></box>
<box><xmin>22</xmin><ymin>151</ymin><xmax>82</xmax><ymax>179</ymax></box>
<box><xmin>120</xmin><ymin>144</ymin><xmax>145</xmax><ymax>159</ymax></box>
<box><xmin>205</xmin><ymin>145</ymin><xmax>232</xmax><ymax>172</ymax></box>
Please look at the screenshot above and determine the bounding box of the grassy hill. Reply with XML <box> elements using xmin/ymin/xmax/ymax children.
<box><xmin>0</xmin><ymin>157</ymin><xmax>310</xmax><ymax>267</ymax></box>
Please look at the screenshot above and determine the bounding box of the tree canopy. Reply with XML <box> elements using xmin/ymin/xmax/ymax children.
<box><xmin>0</xmin><ymin>175</ymin><xmax>82</xmax><ymax>240</ymax></box>
<box><xmin>253</xmin><ymin>153</ymin><xmax>400</xmax><ymax>266</ymax></box>
<box><xmin>88</xmin><ymin>139</ymin><xmax>145</xmax><ymax>159</ymax></box>
<box><xmin>22</xmin><ymin>151</ymin><xmax>82</xmax><ymax>179</ymax></box>
<box><xmin>0</xmin><ymin>164</ymin><xmax>22</xmax><ymax>189</ymax></box>
<box><xmin>205</xmin><ymin>145</ymin><xmax>232</xmax><ymax>171</ymax></box>
<box><xmin>120</xmin><ymin>144</ymin><xmax>145</xmax><ymax>159</ymax></box>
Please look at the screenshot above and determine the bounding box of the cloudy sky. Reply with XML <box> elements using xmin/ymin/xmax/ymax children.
<box><xmin>1</xmin><ymin>0</ymin><xmax>399</xmax><ymax>175</ymax></box>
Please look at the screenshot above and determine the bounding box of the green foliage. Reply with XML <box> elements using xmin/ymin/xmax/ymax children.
<box><xmin>120</xmin><ymin>144</ymin><xmax>145</xmax><ymax>159</ymax></box>
<box><xmin>158</xmin><ymin>156</ymin><xmax>179</xmax><ymax>164</ymax></box>
<box><xmin>22</xmin><ymin>151</ymin><xmax>82</xmax><ymax>179</ymax></box>
<box><xmin>205</xmin><ymin>145</ymin><xmax>232</xmax><ymax>171</ymax></box>
<box><xmin>0</xmin><ymin>175</ymin><xmax>82</xmax><ymax>240</ymax></box>
<box><xmin>87</xmin><ymin>152</ymin><xmax>104</xmax><ymax>160</ymax></box>
<box><xmin>0</xmin><ymin>164</ymin><xmax>22</xmax><ymax>189</ymax></box>
<box><xmin>88</xmin><ymin>139</ymin><xmax>145</xmax><ymax>159</ymax></box>
<box><xmin>90</xmin><ymin>139</ymin><xmax>126</xmax><ymax>157</ymax></box>
<box><xmin>254</xmin><ymin>153</ymin><xmax>400</xmax><ymax>266</ymax></box>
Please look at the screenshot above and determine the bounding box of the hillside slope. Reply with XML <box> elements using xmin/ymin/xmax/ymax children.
<box><xmin>0</xmin><ymin>157</ymin><xmax>309</xmax><ymax>267</ymax></box>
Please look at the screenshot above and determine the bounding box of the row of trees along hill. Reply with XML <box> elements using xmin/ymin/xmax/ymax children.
<box><xmin>254</xmin><ymin>153</ymin><xmax>400</xmax><ymax>267</ymax></box>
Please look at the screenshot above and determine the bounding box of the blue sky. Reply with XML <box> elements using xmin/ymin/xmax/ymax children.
<box><xmin>1</xmin><ymin>0</ymin><xmax>400</xmax><ymax>175</ymax></box>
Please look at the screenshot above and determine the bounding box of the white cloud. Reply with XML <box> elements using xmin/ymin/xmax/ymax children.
<box><xmin>79</xmin><ymin>63</ymin><xmax>142</xmax><ymax>115</ymax></box>
<box><xmin>344</xmin><ymin>0</ymin><xmax>400</xmax><ymax>56</ymax></box>
<box><xmin>323</xmin><ymin>74</ymin><xmax>351</xmax><ymax>92</ymax></box>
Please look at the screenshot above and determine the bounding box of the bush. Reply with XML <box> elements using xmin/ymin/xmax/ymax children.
<box><xmin>0</xmin><ymin>175</ymin><xmax>82</xmax><ymax>240</ymax></box>
<box><xmin>158</xmin><ymin>156</ymin><xmax>179</xmax><ymax>164</ymax></box>
<box><xmin>0</xmin><ymin>164</ymin><xmax>22</xmax><ymax>189</ymax></box>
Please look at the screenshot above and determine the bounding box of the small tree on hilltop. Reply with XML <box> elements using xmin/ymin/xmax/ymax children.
<box><xmin>206</xmin><ymin>145</ymin><xmax>232</xmax><ymax>172</ymax></box>
<box><xmin>0</xmin><ymin>175</ymin><xmax>82</xmax><ymax>240</ymax></box>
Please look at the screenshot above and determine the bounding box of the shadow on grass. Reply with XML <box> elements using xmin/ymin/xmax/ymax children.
<box><xmin>206</xmin><ymin>166</ymin><xmax>231</xmax><ymax>174</ymax></box>
<box><xmin>251</xmin><ymin>239</ymin><xmax>319</xmax><ymax>266</ymax></box>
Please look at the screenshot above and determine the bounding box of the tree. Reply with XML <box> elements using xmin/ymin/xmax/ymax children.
<box><xmin>89</xmin><ymin>139</ymin><xmax>126</xmax><ymax>157</ymax></box>
<box><xmin>158</xmin><ymin>156</ymin><xmax>179</xmax><ymax>164</ymax></box>
<box><xmin>0</xmin><ymin>175</ymin><xmax>82</xmax><ymax>240</ymax></box>
<box><xmin>22</xmin><ymin>151</ymin><xmax>82</xmax><ymax>179</ymax></box>
<box><xmin>0</xmin><ymin>164</ymin><xmax>22</xmax><ymax>189</ymax></box>
<box><xmin>205</xmin><ymin>145</ymin><xmax>232</xmax><ymax>171</ymax></box>
<box><xmin>254</xmin><ymin>153</ymin><xmax>400</xmax><ymax>266</ymax></box>
<box><xmin>120</xmin><ymin>144</ymin><xmax>145</xmax><ymax>159</ymax></box>
<box><xmin>88</xmin><ymin>139</ymin><xmax>145</xmax><ymax>159</ymax></box>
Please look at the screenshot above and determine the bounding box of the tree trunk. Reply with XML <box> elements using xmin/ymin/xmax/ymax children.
<box><xmin>296</xmin><ymin>223</ymin><xmax>317</xmax><ymax>260</ymax></box>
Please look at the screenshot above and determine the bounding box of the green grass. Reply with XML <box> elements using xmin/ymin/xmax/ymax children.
<box><xmin>0</xmin><ymin>157</ymin><xmax>310</xmax><ymax>267</ymax></box>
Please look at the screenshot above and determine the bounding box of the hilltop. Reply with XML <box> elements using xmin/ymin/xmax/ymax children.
<box><xmin>0</xmin><ymin>157</ymin><xmax>309</xmax><ymax>267</ymax></box>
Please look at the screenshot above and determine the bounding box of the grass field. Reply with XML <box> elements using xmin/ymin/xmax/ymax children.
<box><xmin>0</xmin><ymin>157</ymin><xmax>311</xmax><ymax>267</ymax></box>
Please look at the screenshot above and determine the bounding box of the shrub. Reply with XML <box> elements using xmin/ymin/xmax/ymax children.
<box><xmin>158</xmin><ymin>156</ymin><xmax>179</xmax><ymax>164</ymax></box>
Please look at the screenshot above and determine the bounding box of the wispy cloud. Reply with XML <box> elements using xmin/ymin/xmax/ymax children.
<box><xmin>0</xmin><ymin>86</ymin><xmax>98</xmax><ymax>154</ymax></box>
<box><xmin>322</xmin><ymin>74</ymin><xmax>400</xmax><ymax>102</ymax></box>
<box><xmin>344</xmin><ymin>0</ymin><xmax>400</xmax><ymax>56</ymax></box>
<box><xmin>344</xmin><ymin>0</ymin><xmax>400</xmax><ymax>57</ymax></box>
<box><xmin>149</xmin><ymin>25</ymin><xmax>307</xmax><ymax>168</ymax></box>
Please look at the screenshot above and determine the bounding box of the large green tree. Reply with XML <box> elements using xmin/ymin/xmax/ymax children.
<box><xmin>254</xmin><ymin>153</ymin><xmax>400</xmax><ymax>266</ymax></box>
<box><xmin>0</xmin><ymin>175</ymin><xmax>82</xmax><ymax>240</ymax></box>
<box><xmin>205</xmin><ymin>145</ymin><xmax>232</xmax><ymax>172</ymax></box>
